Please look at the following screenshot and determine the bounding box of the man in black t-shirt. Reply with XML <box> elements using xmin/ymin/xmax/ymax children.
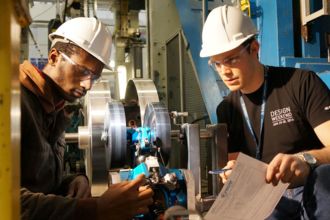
<box><xmin>200</xmin><ymin>5</ymin><xmax>330</xmax><ymax>220</ymax></box>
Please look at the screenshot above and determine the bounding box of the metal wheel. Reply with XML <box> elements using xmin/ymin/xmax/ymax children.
<box><xmin>125</xmin><ymin>79</ymin><xmax>159</xmax><ymax>125</ymax></box>
<box><xmin>104</xmin><ymin>101</ymin><xmax>127</xmax><ymax>169</ymax></box>
<box><xmin>143</xmin><ymin>102</ymin><xmax>171</xmax><ymax>164</ymax></box>
<box><xmin>83</xmin><ymin>79</ymin><xmax>112</xmax><ymax>195</ymax></box>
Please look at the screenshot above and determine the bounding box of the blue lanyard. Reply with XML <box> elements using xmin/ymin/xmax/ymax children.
<box><xmin>239</xmin><ymin>66</ymin><xmax>268</xmax><ymax>160</ymax></box>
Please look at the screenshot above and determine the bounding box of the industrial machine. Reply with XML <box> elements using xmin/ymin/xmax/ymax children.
<box><xmin>64</xmin><ymin>78</ymin><xmax>227</xmax><ymax>219</ymax></box>
<box><xmin>105</xmin><ymin>102</ymin><xmax>187</xmax><ymax>218</ymax></box>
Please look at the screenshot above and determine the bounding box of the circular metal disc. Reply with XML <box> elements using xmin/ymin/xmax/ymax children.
<box><xmin>143</xmin><ymin>102</ymin><xmax>171</xmax><ymax>164</ymax></box>
<box><xmin>83</xmin><ymin>79</ymin><xmax>112</xmax><ymax>195</ymax></box>
<box><xmin>125</xmin><ymin>79</ymin><xmax>159</xmax><ymax>125</ymax></box>
<box><xmin>104</xmin><ymin>101</ymin><xmax>127</xmax><ymax>169</ymax></box>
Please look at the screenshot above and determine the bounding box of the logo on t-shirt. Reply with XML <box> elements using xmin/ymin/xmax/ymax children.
<box><xmin>270</xmin><ymin>107</ymin><xmax>294</xmax><ymax>126</ymax></box>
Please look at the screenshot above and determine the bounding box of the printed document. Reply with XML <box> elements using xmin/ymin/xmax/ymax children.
<box><xmin>205</xmin><ymin>153</ymin><xmax>289</xmax><ymax>220</ymax></box>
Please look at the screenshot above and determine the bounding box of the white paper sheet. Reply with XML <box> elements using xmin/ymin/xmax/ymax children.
<box><xmin>205</xmin><ymin>153</ymin><xmax>289</xmax><ymax>220</ymax></box>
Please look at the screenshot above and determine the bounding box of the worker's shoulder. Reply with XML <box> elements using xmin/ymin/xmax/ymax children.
<box><xmin>267</xmin><ymin>66</ymin><xmax>319</xmax><ymax>87</ymax></box>
<box><xmin>268</xmin><ymin>65</ymin><xmax>315</xmax><ymax>77</ymax></box>
<box><xmin>21</xmin><ymin>85</ymin><xmax>39</xmax><ymax>108</ymax></box>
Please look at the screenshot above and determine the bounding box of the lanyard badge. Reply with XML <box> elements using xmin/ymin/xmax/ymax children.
<box><xmin>239</xmin><ymin>66</ymin><xmax>268</xmax><ymax>160</ymax></box>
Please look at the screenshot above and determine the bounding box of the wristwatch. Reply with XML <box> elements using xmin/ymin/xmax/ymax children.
<box><xmin>295</xmin><ymin>152</ymin><xmax>318</xmax><ymax>170</ymax></box>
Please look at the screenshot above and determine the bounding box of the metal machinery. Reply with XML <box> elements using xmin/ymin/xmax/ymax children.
<box><xmin>65</xmin><ymin>78</ymin><xmax>227</xmax><ymax>219</ymax></box>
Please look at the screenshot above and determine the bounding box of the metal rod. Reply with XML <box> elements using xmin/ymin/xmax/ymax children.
<box><xmin>178</xmin><ymin>31</ymin><xmax>184</xmax><ymax>123</ymax></box>
<box><xmin>65</xmin><ymin>132</ymin><xmax>79</xmax><ymax>143</ymax></box>
<box><xmin>202</xmin><ymin>0</ymin><xmax>208</xmax><ymax>24</ymax></box>
<box><xmin>65</xmin><ymin>128</ymin><xmax>214</xmax><ymax>144</ymax></box>
<box><xmin>170</xmin><ymin>129</ymin><xmax>212</xmax><ymax>139</ymax></box>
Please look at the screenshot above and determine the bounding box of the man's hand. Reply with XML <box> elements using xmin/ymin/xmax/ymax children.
<box><xmin>266</xmin><ymin>153</ymin><xmax>311</xmax><ymax>188</ymax></box>
<box><xmin>67</xmin><ymin>175</ymin><xmax>91</xmax><ymax>198</ymax></box>
<box><xmin>219</xmin><ymin>160</ymin><xmax>236</xmax><ymax>184</ymax></box>
<box><xmin>97</xmin><ymin>174</ymin><xmax>154</xmax><ymax>220</ymax></box>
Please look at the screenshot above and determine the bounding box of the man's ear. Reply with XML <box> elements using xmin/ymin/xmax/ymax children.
<box><xmin>48</xmin><ymin>48</ymin><xmax>60</xmax><ymax>66</ymax></box>
<box><xmin>250</xmin><ymin>40</ymin><xmax>260</xmax><ymax>55</ymax></box>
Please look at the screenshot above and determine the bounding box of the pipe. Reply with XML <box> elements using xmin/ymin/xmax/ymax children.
<box><xmin>65</xmin><ymin>128</ymin><xmax>214</xmax><ymax>144</ymax></box>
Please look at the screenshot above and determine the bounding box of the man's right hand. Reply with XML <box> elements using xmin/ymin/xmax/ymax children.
<box><xmin>219</xmin><ymin>160</ymin><xmax>236</xmax><ymax>184</ymax></box>
<box><xmin>97</xmin><ymin>174</ymin><xmax>154</xmax><ymax>220</ymax></box>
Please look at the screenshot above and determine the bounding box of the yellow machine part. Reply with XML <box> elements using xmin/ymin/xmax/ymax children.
<box><xmin>0</xmin><ymin>2</ymin><xmax>19</xmax><ymax>219</ymax></box>
<box><xmin>0</xmin><ymin>0</ymin><xmax>30</xmax><ymax>219</ymax></box>
<box><xmin>241</xmin><ymin>0</ymin><xmax>251</xmax><ymax>17</ymax></box>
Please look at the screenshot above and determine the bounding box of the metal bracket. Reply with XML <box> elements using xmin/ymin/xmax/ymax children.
<box><xmin>300</xmin><ymin>0</ymin><xmax>329</xmax><ymax>25</ymax></box>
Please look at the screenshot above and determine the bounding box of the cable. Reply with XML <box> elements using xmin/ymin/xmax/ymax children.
<box><xmin>63</xmin><ymin>0</ymin><xmax>68</xmax><ymax>22</ymax></box>
<box><xmin>190</xmin><ymin>115</ymin><xmax>209</xmax><ymax>124</ymax></box>
<box><xmin>32</xmin><ymin>4</ymin><xmax>56</xmax><ymax>20</ymax></box>
<box><xmin>27</xmin><ymin>27</ymin><xmax>44</xmax><ymax>58</ymax></box>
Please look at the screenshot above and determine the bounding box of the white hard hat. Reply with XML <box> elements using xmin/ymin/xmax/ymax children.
<box><xmin>200</xmin><ymin>5</ymin><xmax>257</xmax><ymax>57</ymax></box>
<box><xmin>49</xmin><ymin>17</ymin><xmax>112</xmax><ymax>69</ymax></box>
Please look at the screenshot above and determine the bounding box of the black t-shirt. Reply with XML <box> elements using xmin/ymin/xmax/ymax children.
<box><xmin>217</xmin><ymin>66</ymin><xmax>330</xmax><ymax>163</ymax></box>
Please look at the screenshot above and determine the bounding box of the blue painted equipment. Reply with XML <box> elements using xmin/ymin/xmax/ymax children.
<box><xmin>107</xmin><ymin>102</ymin><xmax>187</xmax><ymax>218</ymax></box>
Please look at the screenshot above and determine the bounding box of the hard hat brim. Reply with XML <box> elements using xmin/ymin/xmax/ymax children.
<box><xmin>200</xmin><ymin>34</ymin><xmax>255</xmax><ymax>57</ymax></box>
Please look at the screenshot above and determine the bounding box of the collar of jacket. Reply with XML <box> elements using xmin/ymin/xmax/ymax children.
<box><xmin>19</xmin><ymin>60</ymin><xmax>65</xmax><ymax>114</ymax></box>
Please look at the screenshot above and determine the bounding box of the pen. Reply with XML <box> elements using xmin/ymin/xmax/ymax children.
<box><xmin>208</xmin><ymin>168</ymin><xmax>232</xmax><ymax>175</ymax></box>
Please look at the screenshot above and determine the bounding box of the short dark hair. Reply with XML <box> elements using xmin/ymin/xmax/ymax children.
<box><xmin>242</xmin><ymin>36</ymin><xmax>256</xmax><ymax>53</ymax></box>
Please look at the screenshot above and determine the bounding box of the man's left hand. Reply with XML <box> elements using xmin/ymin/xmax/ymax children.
<box><xmin>266</xmin><ymin>153</ymin><xmax>310</xmax><ymax>188</ymax></box>
<box><xmin>67</xmin><ymin>175</ymin><xmax>91</xmax><ymax>198</ymax></box>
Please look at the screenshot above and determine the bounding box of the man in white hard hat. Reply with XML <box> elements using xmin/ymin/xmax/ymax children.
<box><xmin>201</xmin><ymin>5</ymin><xmax>330</xmax><ymax>219</ymax></box>
<box><xmin>20</xmin><ymin>17</ymin><xmax>153</xmax><ymax>220</ymax></box>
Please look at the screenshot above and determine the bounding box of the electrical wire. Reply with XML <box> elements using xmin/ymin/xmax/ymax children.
<box><xmin>27</xmin><ymin>27</ymin><xmax>44</xmax><ymax>58</ymax></box>
<box><xmin>190</xmin><ymin>115</ymin><xmax>209</xmax><ymax>124</ymax></box>
<box><xmin>63</xmin><ymin>0</ymin><xmax>68</xmax><ymax>22</ymax></box>
<box><xmin>32</xmin><ymin>4</ymin><xmax>56</xmax><ymax>20</ymax></box>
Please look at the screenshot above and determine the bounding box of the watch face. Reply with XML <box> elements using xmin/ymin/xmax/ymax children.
<box><xmin>303</xmin><ymin>153</ymin><xmax>317</xmax><ymax>165</ymax></box>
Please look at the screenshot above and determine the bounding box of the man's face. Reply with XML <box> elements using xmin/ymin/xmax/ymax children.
<box><xmin>209</xmin><ymin>41</ymin><xmax>259</xmax><ymax>93</ymax></box>
<box><xmin>51</xmin><ymin>49</ymin><xmax>104</xmax><ymax>102</ymax></box>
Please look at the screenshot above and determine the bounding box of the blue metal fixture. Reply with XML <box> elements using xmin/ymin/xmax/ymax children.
<box><xmin>116</xmin><ymin>125</ymin><xmax>187</xmax><ymax>218</ymax></box>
